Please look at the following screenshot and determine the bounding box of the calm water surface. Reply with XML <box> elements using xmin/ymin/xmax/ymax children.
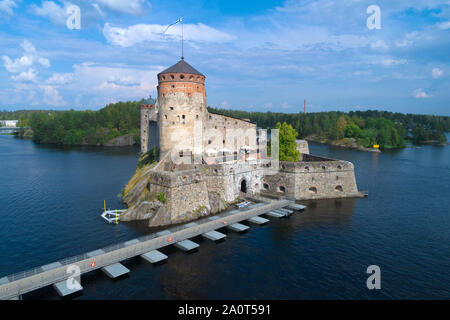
<box><xmin>0</xmin><ymin>135</ymin><xmax>449</xmax><ymax>299</ymax></box>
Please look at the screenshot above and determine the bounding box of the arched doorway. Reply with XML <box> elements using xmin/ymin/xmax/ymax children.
<box><xmin>240</xmin><ymin>179</ymin><xmax>247</xmax><ymax>193</ymax></box>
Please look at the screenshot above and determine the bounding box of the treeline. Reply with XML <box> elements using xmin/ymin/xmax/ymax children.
<box><xmin>26</xmin><ymin>99</ymin><xmax>153</xmax><ymax>146</ymax></box>
<box><xmin>208</xmin><ymin>107</ymin><xmax>449</xmax><ymax>149</ymax></box>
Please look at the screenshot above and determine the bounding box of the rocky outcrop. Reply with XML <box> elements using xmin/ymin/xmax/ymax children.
<box><xmin>119</xmin><ymin>160</ymin><xmax>232</xmax><ymax>227</ymax></box>
<box><xmin>105</xmin><ymin>134</ymin><xmax>136</xmax><ymax>147</ymax></box>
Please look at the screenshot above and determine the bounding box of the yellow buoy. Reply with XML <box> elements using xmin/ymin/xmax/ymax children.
<box><xmin>373</xmin><ymin>144</ymin><xmax>380</xmax><ymax>149</ymax></box>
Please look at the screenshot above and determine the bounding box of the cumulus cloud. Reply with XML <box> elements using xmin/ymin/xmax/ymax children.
<box><xmin>2</xmin><ymin>40</ymin><xmax>50</xmax><ymax>82</ymax></box>
<box><xmin>413</xmin><ymin>88</ymin><xmax>430</xmax><ymax>99</ymax></box>
<box><xmin>103</xmin><ymin>22</ymin><xmax>235</xmax><ymax>47</ymax></box>
<box><xmin>11</xmin><ymin>69</ymin><xmax>38</xmax><ymax>82</ymax></box>
<box><xmin>95</xmin><ymin>0</ymin><xmax>150</xmax><ymax>15</ymax></box>
<box><xmin>432</xmin><ymin>67</ymin><xmax>443</xmax><ymax>79</ymax></box>
<box><xmin>0</xmin><ymin>0</ymin><xmax>17</xmax><ymax>15</ymax></box>
<box><xmin>30</xmin><ymin>1</ymin><xmax>70</xmax><ymax>25</ymax></box>
<box><xmin>39</xmin><ymin>85</ymin><xmax>67</xmax><ymax>106</ymax></box>
<box><xmin>45</xmin><ymin>72</ymin><xmax>74</xmax><ymax>85</ymax></box>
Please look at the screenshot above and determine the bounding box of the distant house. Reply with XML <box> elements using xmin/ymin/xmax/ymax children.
<box><xmin>0</xmin><ymin>120</ymin><xmax>18</xmax><ymax>127</ymax></box>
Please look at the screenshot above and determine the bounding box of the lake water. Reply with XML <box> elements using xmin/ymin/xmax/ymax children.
<box><xmin>0</xmin><ymin>135</ymin><xmax>449</xmax><ymax>299</ymax></box>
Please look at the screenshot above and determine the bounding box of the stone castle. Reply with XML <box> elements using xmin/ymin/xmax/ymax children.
<box><xmin>121</xmin><ymin>59</ymin><xmax>364</xmax><ymax>227</ymax></box>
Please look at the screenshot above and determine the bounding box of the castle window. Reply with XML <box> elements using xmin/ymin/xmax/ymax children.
<box><xmin>279</xmin><ymin>186</ymin><xmax>286</xmax><ymax>193</ymax></box>
<box><xmin>190</xmin><ymin>75</ymin><xmax>194</xmax><ymax>80</ymax></box>
<box><xmin>182</xmin><ymin>115</ymin><xmax>185</xmax><ymax>119</ymax></box>
<box><xmin>208</xmin><ymin>140</ymin><xmax>211</xmax><ymax>144</ymax></box>
<box><xmin>305</xmin><ymin>166</ymin><xmax>309</xmax><ymax>171</ymax></box>
<box><xmin>223</xmin><ymin>140</ymin><xmax>225</xmax><ymax>144</ymax></box>
<box><xmin>209</xmin><ymin>116</ymin><xmax>212</xmax><ymax>119</ymax></box>
<box><xmin>162</xmin><ymin>76</ymin><xmax>165</xmax><ymax>80</ymax></box>
<box><xmin>337</xmin><ymin>165</ymin><xmax>342</xmax><ymax>170</ymax></box>
<box><xmin>335</xmin><ymin>185</ymin><xmax>343</xmax><ymax>192</ymax></box>
<box><xmin>180</xmin><ymin>74</ymin><xmax>185</xmax><ymax>79</ymax></box>
<box><xmin>263</xmin><ymin>183</ymin><xmax>269</xmax><ymax>190</ymax></box>
<box><xmin>309</xmin><ymin>187</ymin><xmax>318</xmax><ymax>194</ymax></box>
<box><xmin>336</xmin><ymin>176</ymin><xmax>339</xmax><ymax>180</ymax></box>
<box><xmin>171</xmin><ymin>75</ymin><xmax>174</xmax><ymax>79</ymax></box>
<box><xmin>322</xmin><ymin>165</ymin><xmax>326</xmax><ymax>170</ymax></box>
<box><xmin>170</xmin><ymin>107</ymin><xmax>173</xmax><ymax>110</ymax></box>
<box><xmin>171</xmin><ymin>85</ymin><xmax>175</xmax><ymax>88</ymax></box>
<box><xmin>164</xmin><ymin>115</ymin><xmax>167</xmax><ymax>120</ymax></box>
<box><xmin>196</xmin><ymin>115</ymin><xmax>199</xmax><ymax>119</ymax></box>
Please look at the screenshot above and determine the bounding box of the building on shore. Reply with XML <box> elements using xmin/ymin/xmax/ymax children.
<box><xmin>121</xmin><ymin>59</ymin><xmax>364</xmax><ymax>227</ymax></box>
<box><xmin>0</xmin><ymin>120</ymin><xmax>18</xmax><ymax>127</ymax></box>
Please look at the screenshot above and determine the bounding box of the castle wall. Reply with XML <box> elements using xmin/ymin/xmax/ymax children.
<box><xmin>296</xmin><ymin>139</ymin><xmax>310</xmax><ymax>155</ymax></box>
<box><xmin>204</xmin><ymin>162</ymin><xmax>264</xmax><ymax>202</ymax></box>
<box><xmin>146</xmin><ymin>169</ymin><xmax>210</xmax><ymax>225</ymax></box>
<box><xmin>263</xmin><ymin>160</ymin><xmax>359</xmax><ymax>200</ymax></box>
<box><xmin>203</xmin><ymin>113</ymin><xmax>257</xmax><ymax>154</ymax></box>
<box><xmin>140</xmin><ymin>106</ymin><xmax>150</xmax><ymax>154</ymax></box>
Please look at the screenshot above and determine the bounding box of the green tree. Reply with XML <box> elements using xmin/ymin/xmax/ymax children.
<box><xmin>276</xmin><ymin>122</ymin><xmax>300</xmax><ymax>162</ymax></box>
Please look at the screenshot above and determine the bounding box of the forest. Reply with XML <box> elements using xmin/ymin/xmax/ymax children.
<box><xmin>208</xmin><ymin>107</ymin><xmax>450</xmax><ymax>149</ymax></box>
<box><xmin>1</xmin><ymin>101</ymin><xmax>449</xmax><ymax>149</ymax></box>
<box><xmin>2</xmin><ymin>99</ymin><xmax>153</xmax><ymax>146</ymax></box>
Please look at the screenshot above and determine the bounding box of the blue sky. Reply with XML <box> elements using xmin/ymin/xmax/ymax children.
<box><xmin>0</xmin><ymin>0</ymin><xmax>449</xmax><ymax>115</ymax></box>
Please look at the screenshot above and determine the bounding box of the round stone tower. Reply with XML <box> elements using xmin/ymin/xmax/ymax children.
<box><xmin>157</xmin><ymin>59</ymin><xmax>207</xmax><ymax>158</ymax></box>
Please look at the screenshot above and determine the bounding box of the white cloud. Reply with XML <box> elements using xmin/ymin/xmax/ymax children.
<box><xmin>370</xmin><ymin>40</ymin><xmax>388</xmax><ymax>50</ymax></box>
<box><xmin>39</xmin><ymin>85</ymin><xmax>67</xmax><ymax>106</ymax></box>
<box><xmin>436</xmin><ymin>21</ymin><xmax>450</xmax><ymax>30</ymax></box>
<box><xmin>380</xmin><ymin>58</ymin><xmax>407</xmax><ymax>66</ymax></box>
<box><xmin>11</xmin><ymin>69</ymin><xmax>38</xmax><ymax>82</ymax></box>
<box><xmin>395</xmin><ymin>39</ymin><xmax>412</xmax><ymax>47</ymax></box>
<box><xmin>2</xmin><ymin>40</ymin><xmax>50</xmax><ymax>82</ymax></box>
<box><xmin>95</xmin><ymin>0</ymin><xmax>150</xmax><ymax>15</ymax></box>
<box><xmin>432</xmin><ymin>67</ymin><xmax>443</xmax><ymax>79</ymax></box>
<box><xmin>92</xmin><ymin>3</ymin><xmax>105</xmax><ymax>17</ymax></box>
<box><xmin>106</xmin><ymin>75</ymin><xmax>140</xmax><ymax>86</ymax></box>
<box><xmin>281</xmin><ymin>102</ymin><xmax>290</xmax><ymax>109</ymax></box>
<box><xmin>45</xmin><ymin>72</ymin><xmax>74</xmax><ymax>85</ymax></box>
<box><xmin>30</xmin><ymin>0</ymin><xmax>69</xmax><ymax>25</ymax></box>
<box><xmin>413</xmin><ymin>88</ymin><xmax>430</xmax><ymax>99</ymax></box>
<box><xmin>0</xmin><ymin>0</ymin><xmax>17</xmax><ymax>15</ymax></box>
<box><xmin>103</xmin><ymin>22</ymin><xmax>235</xmax><ymax>47</ymax></box>
<box><xmin>263</xmin><ymin>103</ymin><xmax>273</xmax><ymax>109</ymax></box>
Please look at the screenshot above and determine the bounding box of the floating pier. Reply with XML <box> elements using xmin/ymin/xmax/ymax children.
<box><xmin>248</xmin><ymin>216</ymin><xmax>269</xmax><ymax>225</ymax></box>
<box><xmin>266</xmin><ymin>211</ymin><xmax>285</xmax><ymax>218</ymax></box>
<box><xmin>101</xmin><ymin>263</ymin><xmax>130</xmax><ymax>279</ymax></box>
<box><xmin>277</xmin><ymin>208</ymin><xmax>294</xmax><ymax>215</ymax></box>
<box><xmin>175</xmin><ymin>240</ymin><xmax>199</xmax><ymax>252</ymax></box>
<box><xmin>53</xmin><ymin>279</ymin><xmax>83</xmax><ymax>297</ymax></box>
<box><xmin>0</xmin><ymin>198</ymin><xmax>305</xmax><ymax>300</ymax></box>
<box><xmin>226</xmin><ymin>223</ymin><xmax>249</xmax><ymax>233</ymax></box>
<box><xmin>286</xmin><ymin>203</ymin><xmax>306</xmax><ymax>211</ymax></box>
<box><xmin>141</xmin><ymin>250</ymin><xmax>168</xmax><ymax>264</ymax></box>
<box><xmin>202</xmin><ymin>230</ymin><xmax>226</xmax><ymax>241</ymax></box>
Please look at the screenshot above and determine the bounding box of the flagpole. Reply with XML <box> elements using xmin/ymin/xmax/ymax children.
<box><xmin>181</xmin><ymin>17</ymin><xmax>184</xmax><ymax>60</ymax></box>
